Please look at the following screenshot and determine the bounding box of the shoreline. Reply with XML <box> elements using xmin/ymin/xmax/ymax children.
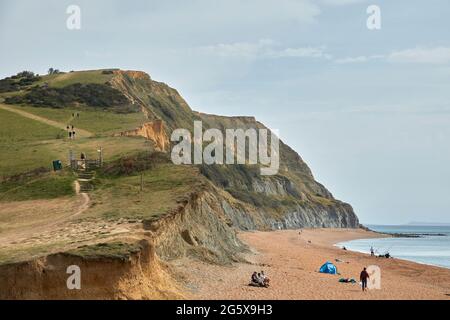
<box><xmin>334</xmin><ymin>243</ymin><xmax>450</xmax><ymax>271</ymax></box>
<box><xmin>174</xmin><ymin>228</ymin><xmax>450</xmax><ymax>300</ymax></box>
<box><xmin>335</xmin><ymin>235</ymin><xmax>450</xmax><ymax>271</ymax></box>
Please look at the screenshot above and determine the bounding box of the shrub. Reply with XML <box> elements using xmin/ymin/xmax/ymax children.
<box><xmin>0</xmin><ymin>71</ymin><xmax>41</xmax><ymax>93</ymax></box>
<box><xmin>5</xmin><ymin>82</ymin><xmax>138</xmax><ymax>113</ymax></box>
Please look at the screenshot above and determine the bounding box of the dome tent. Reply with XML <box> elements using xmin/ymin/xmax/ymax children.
<box><xmin>319</xmin><ymin>261</ymin><xmax>338</xmax><ymax>274</ymax></box>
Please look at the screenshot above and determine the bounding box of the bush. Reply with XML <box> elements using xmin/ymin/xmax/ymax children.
<box><xmin>5</xmin><ymin>82</ymin><xmax>138</xmax><ymax>112</ymax></box>
<box><xmin>0</xmin><ymin>71</ymin><xmax>41</xmax><ymax>93</ymax></box>
<box><xmin>100</xmin><ymin>152</ymin><xmax>170</xmax><ymax>177</ymax></box>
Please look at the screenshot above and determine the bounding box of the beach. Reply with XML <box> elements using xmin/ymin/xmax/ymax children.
<box><xmin>174</xmin><ymin>228</ymin><xmax>450</xmax><ymax>300</ymax></box>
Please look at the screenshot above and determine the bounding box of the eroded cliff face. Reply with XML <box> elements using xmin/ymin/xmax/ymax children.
<box><xmin>143</xmin><ymin>189</ymin><xmax>248</xmax><ymax>264</ymax></box>
<box><xmin>0</xmin><ymin>189</ymin><xmax>253</xmax><ymax>299</ymax></box>
<box><xmin>115</xmin><ymin>120</ymin><xmax>169</xmax><ymax>151</ymax></box>
<box><xmin>0</xmin><ymin>240</ymin><xmax>183</xmax><ymax>300</ymax></box>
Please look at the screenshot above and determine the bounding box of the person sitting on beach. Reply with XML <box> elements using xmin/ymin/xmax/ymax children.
<box><xmin>250</xmin><ymin>272</ymin><xmax>259</xmax><ymax>286</ymax></box>
<box><xmin>250</xmin><ymin>271</ymin><xmax>270</xmax><ymax>288</ymax></box>
<box><xmin>257</xmin><ymin>273</ymin><xmax>264</xmax><ymax>285</ymax></box>
<box><xmin>261</xmin><ymin>271</ymin><xmax>270</xmax><ymax>287</ymax></box>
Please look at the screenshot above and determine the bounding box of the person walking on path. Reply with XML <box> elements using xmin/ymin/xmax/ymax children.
<box><xmin>360</xmin><ymin>267</ymin><xmax>370</xmax><ymax>292</ymax></box>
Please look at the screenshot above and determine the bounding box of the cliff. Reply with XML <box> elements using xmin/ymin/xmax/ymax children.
<box><xmin>0</xmin><ymin>69</ymin><xmax>359</xmax><ymax>299</ymax></box>
<box><xmin>109</xmin><ymin>70</ymin><xmax>359</xmax><ymax>230</ymax></box>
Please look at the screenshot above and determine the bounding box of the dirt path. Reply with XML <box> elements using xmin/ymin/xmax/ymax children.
<box><xmin>0</xmin><ymin>104</ymin><xmax>93</xmax><ymax>137</ymax></box>
<box><xmin>0</xmin><ymin>182</ymin><xmax>90</xmax><ymax>245</ymax></box>
<box><xmin>73</xmin><ymin>180</ymin><xmax>90</xmax><ymax>215</ymax></box>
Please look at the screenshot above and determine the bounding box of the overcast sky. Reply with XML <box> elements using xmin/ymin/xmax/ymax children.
<box><xmin>1</xmin><ymin>0</ymin><xmax>449</xmax><ymax>224</ymax></box>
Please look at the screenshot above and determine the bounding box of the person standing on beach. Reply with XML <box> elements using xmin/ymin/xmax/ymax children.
<box><xmin>360</xmin><ymin>267</ymin><xmax>370</xmax><ymax>292</ymax></box>
<box><xmin>370</xmin><ymin>247</ymin><xmax>375</xmax><ymax>257</ymax></box>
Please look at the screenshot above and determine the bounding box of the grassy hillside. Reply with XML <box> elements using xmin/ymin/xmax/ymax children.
<box><xmin>0</xmin><ymin>171</ymin><xmax>75</xmax><ymax>202</ymax></box>
<box><xmin>85</xmin><ymin>158</ymin><xmax>202</xmax><ymax>221</ymax></box>
<box><xmin>16</xmin><ymin>105</ymin><xmax>146</xmax><ymax>134</ymax></box>
<box><xmin>0</xmin><ymin>69</ymin><xmax>151</xmax><ymax>177</ymax></box>
<box><xmin>3</xmin><ymin>70</ymin><xmax>137</xmax><ymax>113</ymax></box>
<box><xmin>38</xmin><ymin>70</ymin><xmax>115</xmax><ymax>88</ymax></box>
<box><xmin>0</xmin><ymin>105</ymin><xmax>153</xmax><ymax>177</ymax></box>
<box><xmin>0</xmin><ymin>107</ymin><xmax>65</xmax><ymax>142</ymax></box>
<box><xmin>0</xmin><ymin>107</ymin><xmax>64</xmax><ymax>176</ymax></box>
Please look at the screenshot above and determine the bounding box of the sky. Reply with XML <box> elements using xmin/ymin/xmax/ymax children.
<box><xmin>1</xmin><ymin>0</ymin><xmax>449</xmax><ymax>224</ymax></box>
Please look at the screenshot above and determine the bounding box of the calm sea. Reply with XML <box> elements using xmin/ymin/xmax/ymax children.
<box><xmin>336</xmin><ymin>225</ymin><xmax>450</xmax><ymax>269</ymax></box>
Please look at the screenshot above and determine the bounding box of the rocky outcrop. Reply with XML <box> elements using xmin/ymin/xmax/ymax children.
<box><xmin>114</xmin><ymin>120</ymin><xmax>169</xmax><ymax>151</ymax></box>
<box><xmin>143</xmin><ymin>190</ymin><xmax>248</xmax><ymax>264</ymax></box>
<box><xmin>269</xmin><ymin>202</ymin><xmax>358</xmax><ymax>229</ymax></box>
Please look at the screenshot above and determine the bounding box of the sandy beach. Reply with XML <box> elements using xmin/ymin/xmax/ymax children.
<box><xmin>174</xmin><ymin>228</ymin><xmax>450</xmax><ymax>300</ymax></box>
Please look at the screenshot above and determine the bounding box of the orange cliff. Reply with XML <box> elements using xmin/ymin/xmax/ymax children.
<box><xmin>115</xmin><ymin>120</ymin><xmax>169</xmax><ymax>151</ymax></box>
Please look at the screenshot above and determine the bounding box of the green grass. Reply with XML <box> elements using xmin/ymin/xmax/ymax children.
<box><xmin>0</xmin><ymin>136</ymin><xmax>152</xmax><ymax>178</ymax></box>
<box><xmin>0</xmin><ymin>108</ymin><xmax>65</xmax><ymax>143</ymax></box>
<box><xmin>0</xmin><ymin>171</ymin><xmax>75</xmax><ymax>202</ymax></box>
<box><xmin>0</xmin><ymin>242</ymin><xmax>67</xmax><ymax>265</ymax></box>
<box><xmin>0</xmin><ymin>108</ymin><xmax>65</xmax><ymax>176</ymax></box>
<box><xmin>0</xmin><ymin>141</ymin><xmax>61</xmax><ymax>178</ymax></box>
<box><xmin>38</xmin><ymin>70</ymin><xmax>114</xmax><ymax>88</ymax></box>
<box><xmin>16</xmin><ymin>105</ymin><xmax>146</xmax><ymax>134</ymax></box>
<box><xmin>0</xmin><ymin>104</ymin><xmax>153</xmax><ymax>177</ymax></box>
<box><xmin>65</xmin><ymin>242</ymin><xmax>141</xmax><ymax>260</ymax></box>
<box><xmin>85</xmin><ymin>163</ymin><xmax>202</xmax><ymax>221</ymax></box>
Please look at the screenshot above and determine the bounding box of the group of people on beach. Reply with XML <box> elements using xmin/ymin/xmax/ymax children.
<box><xmin>249</xmin><ymin>271</ymin><xmax>270</xmax><ymax>288</ymax></box>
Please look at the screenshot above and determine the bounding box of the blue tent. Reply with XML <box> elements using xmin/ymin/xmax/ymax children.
<box><xmin>319</xmin><ymin>261</ymin><xmax>338</xmax><ymax>274</ymax></box>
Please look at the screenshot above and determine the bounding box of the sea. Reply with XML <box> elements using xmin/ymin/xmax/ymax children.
<box><xmin>336</xmin><ymin>225</ymin><xmax>450</xmax><ymax>269</ymax></box>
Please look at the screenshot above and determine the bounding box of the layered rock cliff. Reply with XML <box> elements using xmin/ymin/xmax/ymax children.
<box><xmin>109</xmin><ymin>70</ymin><xmax>359</xmax><ymax>230</ymax></box>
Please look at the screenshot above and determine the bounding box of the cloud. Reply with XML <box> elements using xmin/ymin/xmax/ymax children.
<box><xmin>196</xmin><ymin>42</ymin><xmax>450</xmax><ymax>66</ymax></box>
<box><xmin>194</xmin><ymin>40</ymin><xmax>332</xmax><ymax>60</ymax></box>
<box><xmin>387</xmin><ymin>47</ymin><xmax>450</xmax><ymax>64</ymax></box>
<box><xmin>269</xmin><ymin>46</ymin><xmax>333</xmax><ymax>59</ymax></box>
<box><xmin>335</xmin><ymin>47</ymin><xmax>450</xmax><ymax>65</ymax></box>
<box><xmin>320</xmin><ymin>0</ymin><xmax>367</xmax><ymax>6</ymax></box>
<box><xmin>195</xmin><ymin>39</ymin><xmax>275</xmax><ymax>58</ymax></box>
<box><xmin>335</xmin><ymin>55</ymin><xmax>384</xmax><ymax>64</ymax></box>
